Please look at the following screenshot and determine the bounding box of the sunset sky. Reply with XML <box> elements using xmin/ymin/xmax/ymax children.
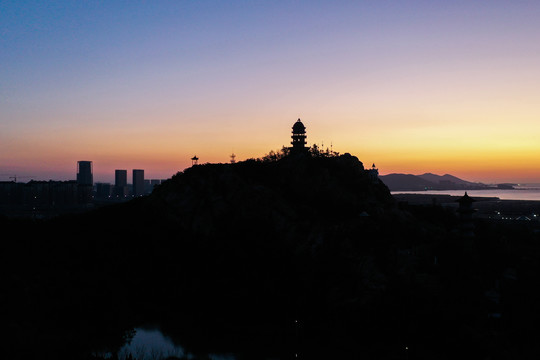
<box><xmin>2</xmin><ymin>1</ymin><xmax>540</xmax><ymax>184</ymax></box>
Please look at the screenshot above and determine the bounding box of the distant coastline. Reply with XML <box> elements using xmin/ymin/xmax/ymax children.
<box><xmin>391</xmin><ymin>188</ymin><xmax>540</xmax><ymax>201</ymax></box>
<box><xmin>379</xmin><ymin>172</ymin><xmax>539</xmax><ymax>193</ymax></box>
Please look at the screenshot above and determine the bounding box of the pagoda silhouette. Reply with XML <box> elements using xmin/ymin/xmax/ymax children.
<box><xmin>290</xmin><ymin>118</ymin><xmax>308</xmax><ymax>155</ymax></box>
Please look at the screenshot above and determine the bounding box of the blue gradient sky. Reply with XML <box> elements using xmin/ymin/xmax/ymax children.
<box><xmin>2</xmin><ymin>1</ymin><xmax>540</xmax><ymax>183</ymax></box>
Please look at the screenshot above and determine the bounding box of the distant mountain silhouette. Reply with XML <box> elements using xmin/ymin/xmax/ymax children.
<box><xmin>378</xmin><ymin>173</ymin><xmax>437</xmax><ymax>191</ymax></box>
<box><xmin>416</xmin><ymin>173</ymin><xmax>474</xmax><ymax>185</ymax></box>
<box><xmin>380</xmin><ymin>172</ymin><xmax>490</xmax><ymax>191</ymax></box>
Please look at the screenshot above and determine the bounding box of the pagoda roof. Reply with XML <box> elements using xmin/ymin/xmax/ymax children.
<box><xmin>292</xmin><ymin>118</ymin><xmax>306</xmax><ymax>133</ymax></box>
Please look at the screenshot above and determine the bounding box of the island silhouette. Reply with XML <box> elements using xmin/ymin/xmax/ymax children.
<box><xmin>380</xmin><ymin>172</ymin><xmax>515</xmax><ymax>191</ymax></box>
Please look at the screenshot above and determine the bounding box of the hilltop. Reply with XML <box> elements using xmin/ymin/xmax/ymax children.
<box><xmin>148</xmin><ymin>152</ymin><xmax>393</xmax><ymax>234</ymax></box>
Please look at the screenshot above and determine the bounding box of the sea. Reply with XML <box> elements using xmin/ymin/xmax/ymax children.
<box><xmin>391</xmin><ymin>184</ymin><xmax>540</xmax><ymax>201</ymax></box>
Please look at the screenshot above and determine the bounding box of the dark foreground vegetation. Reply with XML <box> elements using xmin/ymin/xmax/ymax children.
<box><xmin>3</xmin><ymin>152</ymin><xmax>540</xmax><ymax>359</ymax></box>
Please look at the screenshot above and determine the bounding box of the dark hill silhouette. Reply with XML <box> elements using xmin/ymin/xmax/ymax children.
<box><xmin>149</xmin><ymin>152</ymin><xmax>394</xmax><ymax>235</ymax></box>
<box><xmin>3</xmin><ymin>151</ymin><xmax>540</xmax><ymax>359</ymax></box>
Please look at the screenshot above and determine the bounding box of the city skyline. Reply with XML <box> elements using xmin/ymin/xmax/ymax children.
<box><xmin>1</xmin><ymin>161</ymin><xmax>168</xmax><ymax>185</ymax></box>
<box><xmin>3</xmin><ymin>1</ymin><xmax>540</xmax><ymax>184</ymax></box>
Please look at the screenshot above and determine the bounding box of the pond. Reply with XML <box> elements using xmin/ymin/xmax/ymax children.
<box><xmin>91</xmin><ymin>321</ymin><xmax>303</xmax><ymax>360</ymax></box>
<box><xmin>116</xmin><ymin>327</ymin><xmax>237</xmax><ymax>360</ymax></box>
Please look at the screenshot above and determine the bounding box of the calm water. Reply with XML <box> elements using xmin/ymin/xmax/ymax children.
<box><xmin>115</xmin><ymin>327</ymin><xmax>237</xmax><ymax>360</ymax></box>
<box><xmin>391</xmin><ymin>187</ymin><xmax>540</xmax><ymax>201</ymax></box>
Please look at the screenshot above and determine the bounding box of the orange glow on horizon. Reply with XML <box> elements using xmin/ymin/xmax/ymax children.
<box><xmin>3</xmin><ymin>115</ymin><xmax>540</xmax><ymax>185</ymax></box>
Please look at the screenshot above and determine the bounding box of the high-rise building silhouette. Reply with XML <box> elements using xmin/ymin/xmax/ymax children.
<box><xmin>76</xmin><ymin>161</ymin><xmax>93</xmax><ymax>186</ymax></box>
<box><xmin>115</xmin><ymin>170</ymin><xmax>127</xmax><ymax>187</ymax></box>
<box><xmin>114</xmin><ymin>169</ymin><xmax>128</xmax><ymax>199</ymax></box>
<box><xmin>133</xmin><ymin>169</ymin><xmax>144</xmax><ymax>197</ymax></box>
<box><xmin>76</xmin><ymin>161</ymin><xmax>93</xmax><ymax>203</ymax></box>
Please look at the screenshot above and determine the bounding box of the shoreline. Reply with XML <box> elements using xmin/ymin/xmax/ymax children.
<box><xmin>391</xmin><ymin>188</ymin><xmax>540</xmax><ymax>201</ymax></box>
<box><xmin>393</xmin><ymin>193</ymin><xmax>540</xmax><ymax>219</ymax></box>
